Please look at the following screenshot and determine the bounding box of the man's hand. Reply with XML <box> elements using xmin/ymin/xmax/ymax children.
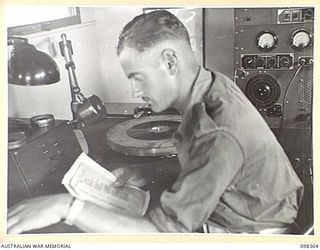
<box><xmin>112</xmin><ymin>166</ymin><xmax>150</xmax><ymax>188</ymax></box>
<box><xmin>7</xmin><ymin>193</ymin><xmax>73</xmax><ymax>234</ymax></box>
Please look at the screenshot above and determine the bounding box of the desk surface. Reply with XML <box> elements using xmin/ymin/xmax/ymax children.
<box><xmin>25</xmin><ymin>116</ymin><xmax>180</xmax><ymax>234</ymax></box>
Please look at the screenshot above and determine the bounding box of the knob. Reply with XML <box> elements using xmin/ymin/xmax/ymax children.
<box><xmin>280</xmin><ymin>57</ymin><xmax>291</xmax><ymax>68</ymax></box>
<box><xmin>267</xmin><ymin>58</ymin><xmax>276</xmax><ymax>68</ymax></box>
<box><xmin>256</xmin><ymin>57</ymin><xmax>265</xmax><ymax>67</ymax></box>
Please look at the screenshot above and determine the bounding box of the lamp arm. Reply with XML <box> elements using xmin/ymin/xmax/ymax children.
<box><xmin>59</xmin><ymin>34</ymin><xmax>86</xmax><ymax>120</ymax></box>
<box><xmin>59</xmin><ymin>33</ymin><xmax>107</xmax><ymax>128</ymax></box>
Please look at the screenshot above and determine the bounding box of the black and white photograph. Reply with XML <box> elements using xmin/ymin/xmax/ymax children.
<box><xmin>4</xmin><ymin>4</ymin><xmax>316</xmax><ymax>242</ymax></box>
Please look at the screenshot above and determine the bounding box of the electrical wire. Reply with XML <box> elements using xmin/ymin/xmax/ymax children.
<box><xmin>280</xmin><ymin>64</ymin><xmax>303</xmax><ymax>129</ymax></box>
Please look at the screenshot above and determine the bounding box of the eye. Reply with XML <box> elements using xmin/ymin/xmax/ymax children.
<box><xmin>133</xmin><ymin>76</ymin><xmax>141</xmax><ymax>81</ymax></box>
<box><xmin>131</xmin><ymin>75</ymin><xmax>144</xmax><ymax>84</ymax></box>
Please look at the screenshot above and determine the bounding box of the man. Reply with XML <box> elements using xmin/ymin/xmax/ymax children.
<box><xmin>7</xmin><ymin>10</ymin><xmax>303</xmax><ymax>234</ymax></box>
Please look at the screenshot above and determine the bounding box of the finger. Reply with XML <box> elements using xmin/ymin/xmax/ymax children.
<box><xmin>7</xmin><ymin>220</ymin><xmax>23</xmax><ymax>234</ymax></box>
<box><xmin>7</xmin><ymin>221</ymin><xmax>29</xmax><ymax>234</ymax></box>
<box><xmin>7</xmin><ymin>214</ymin><xmax>20</xmax><ymax>231</ymax></box>
<box><xmin>7</xmin><ymin>214</ymin><xmax>51</xmax><ymax>234</ymax></box>
<box><xmin>112</xmin><ymin>167</ymin><xmax>125</xmax><ymax>178</ymax></box>
<box><xmin>7</xmin><ymin>202</ymin><xmax>26</xmax><ymax>218</ymax></box>
<box><xmin>113</xmin><ymin>168</ymin><xmax>133</xmax><ymax>187</ymax></box>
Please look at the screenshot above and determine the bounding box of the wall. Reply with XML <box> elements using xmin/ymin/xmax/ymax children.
<box><xmin>8</xmin><ymin>8</ymin><xmax>103</xmax><ymax>120</ymax></box>
<box><xmin>93</xmin><ymin>7</ymin><xmax>203</xmax><ymax>103</ymax></box>
<box><xmin>204</xmin><ymin>8</ymin><xmax>235</xmax><ymax>79</ymax></box>
<box><xmin>7</xmin><ymin>7</ymin><xmax>150</xmax><ymax>119</ymax></box>
<box><xmin>93</xmin><ymin>7</ymin><xmax>143</xmax><ymax>103</ymax></box>
<box><xmin>7</xmin><ymin>7</ymin><xmax>216</xmax><ymax>119</ymax></box>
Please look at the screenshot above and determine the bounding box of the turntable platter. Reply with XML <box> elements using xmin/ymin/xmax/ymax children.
<box><xmin>106</xmin><ymin>115</ymin><xmax>181</xmax><ymax>156</ymax></box>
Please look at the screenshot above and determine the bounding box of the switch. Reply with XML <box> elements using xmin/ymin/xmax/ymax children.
<box><xmin>266</xmin><ymin>104</ymin><xmax>282</xmax><ymax>117</ymax></box>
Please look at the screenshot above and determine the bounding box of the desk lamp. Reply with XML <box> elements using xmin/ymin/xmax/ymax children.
<box><xmin>8</xmin><ymin>36</ymin><xmax>60</xmax><ymax>86</ymax></box>
<box><xmin>8</xmin><ymin>36</ymin><xmax>60</xmax><ymax>149</ymax></box>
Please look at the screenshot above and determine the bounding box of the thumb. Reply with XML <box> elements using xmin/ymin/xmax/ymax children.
<box><xmin>112</xmin><ymin>167</ymin><xmax>133</xmax><ymax>187</ymax></box>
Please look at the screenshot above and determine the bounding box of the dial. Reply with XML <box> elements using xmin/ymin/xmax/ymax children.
<box><xmin>245</xmin><ymin>74</ymin><xmax>281</xmax><ymax>108</ymax></box>
<box><xmin>242</xmin><ymin>55</ymin><xmax>255</xmax><ymax>69</ymax></box>
<box><xmin>256</xmin><ymin>30</ymin><xmax>278</xmax><ymax>51</ymax></box>
<box><xmin>279</xmin><ymin>56</ymin><xmax>291</xmax><ymax>68</ymax></box>
<box><xmin>290</xmin><ymin>29</ymin><xmax>312</xmax><ymax>50</ymax></box>
<box><xmin>266</xmin><ymin>57</ymin><xmax>277</xmax><ymax>68</ymax></box>
<box><xmin>256</xmin><ymin>57</ymin><xmax>265</xmax><ymax>67</ymax></box>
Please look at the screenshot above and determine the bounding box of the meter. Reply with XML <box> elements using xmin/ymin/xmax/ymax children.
<box><xmin>256</xmin><ymin>30</ymin><xmax>278</xmax><ymax>51</ymax></box>
<box><xmin>290</xmin><ymin>29</ymin><xmax>312</xmax><ymax>50</ymax></box>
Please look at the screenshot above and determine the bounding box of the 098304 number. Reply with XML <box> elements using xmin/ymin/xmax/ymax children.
<box><xmin>300</xmin><ymin>244</ymin><xmax>319</xmax><ymax>248</ymax></box>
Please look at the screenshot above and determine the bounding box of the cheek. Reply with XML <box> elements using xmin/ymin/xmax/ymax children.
<box><xmin>149</xmin><ymin>70</ymin><xmax>175</xmax><ymax>99</ymax></box>
<box><xmin>158</xmin><ymin>82</ymin><xmax>177</xmax><ymax>105</ymax></box>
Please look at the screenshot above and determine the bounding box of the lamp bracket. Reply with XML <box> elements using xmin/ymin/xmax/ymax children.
<box><xmin>59</xmin><ymin>33</ymin><xmax>107</xmax><ymax>127</ymax></box>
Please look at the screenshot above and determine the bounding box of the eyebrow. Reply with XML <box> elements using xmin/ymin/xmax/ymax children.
<box><xmin>127</xmin><ymin>72</ymin><xmax>139</xmax><ymax>79</ymax></box>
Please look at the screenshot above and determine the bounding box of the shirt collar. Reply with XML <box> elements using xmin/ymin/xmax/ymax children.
<box><xmin>183</xmin><ymin>67</ymin><xmax>213</xmax><ymax>114</ymax></box>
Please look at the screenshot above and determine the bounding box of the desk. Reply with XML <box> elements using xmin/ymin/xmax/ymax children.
<box><xmin>24</xmin><ymin>116</ymin><xmax>180</xmax><ymax>233</ymax></box>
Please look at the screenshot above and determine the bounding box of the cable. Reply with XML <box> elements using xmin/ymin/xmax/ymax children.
<box><xmin>280</xmin><ymin>64</ymin><xmax>303</xmax><ymax>129</ymax></box>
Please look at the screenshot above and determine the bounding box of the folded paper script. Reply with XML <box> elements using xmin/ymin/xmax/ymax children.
<box><xmin>62</xmin><ymin>152</ymin><xmax>150</xmax><ymax>217</ymax></box>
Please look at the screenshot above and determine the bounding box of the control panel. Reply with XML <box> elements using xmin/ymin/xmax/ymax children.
<box><xmin>241</xmin><ymin>53</ymin><xmax>294</xmax><ymax>69</ymax></box>
<box><xmin>233</xmin><ymin>7</ymin><xmax>314</xmax><ymax>233</ymax></box>
<box><xmin>234</xmin><ymin>7</ymin><xmax>313</xmax><ymax>129</ymax></box>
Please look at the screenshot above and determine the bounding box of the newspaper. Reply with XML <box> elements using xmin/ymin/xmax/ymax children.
<box><xmin>62</xmin><ymin>152</ymin><xmax>150</xmax><ymax>217</ymax></box>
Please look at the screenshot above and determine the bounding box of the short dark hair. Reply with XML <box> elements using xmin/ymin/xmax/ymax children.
<box><xmin>117</xmin><ymin>10</ymin><xmax>191</xmax><ymax>55</ymax></box>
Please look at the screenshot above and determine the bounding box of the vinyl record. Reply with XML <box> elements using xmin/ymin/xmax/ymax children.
<box><xmin>106</xmin><ymin>115</ymin><xmax>181</xmax><ymax>156</ymax></box>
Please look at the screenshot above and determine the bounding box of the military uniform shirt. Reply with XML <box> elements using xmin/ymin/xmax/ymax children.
<box><xmin>148</xmin><ymin>67</ymin><xmax>303</xmax><ymax>233</ymax></box>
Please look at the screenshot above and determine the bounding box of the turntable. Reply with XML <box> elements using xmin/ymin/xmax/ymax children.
<box><xmin>106</xmin><ymin>115</ymin><xmax>181</xmax><ymax>157</ymax></box>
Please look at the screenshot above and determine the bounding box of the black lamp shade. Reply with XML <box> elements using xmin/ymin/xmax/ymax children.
<box><xmin>8</xmin><ymin>37</ymin><xmax>60</xmax><ymax>86</ymax></box>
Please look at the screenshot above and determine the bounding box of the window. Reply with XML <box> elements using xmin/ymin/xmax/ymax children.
<box><xmin>7</xmin><ymin>6</ymin><xmax>81</xmax><ymax>36</ymax></box>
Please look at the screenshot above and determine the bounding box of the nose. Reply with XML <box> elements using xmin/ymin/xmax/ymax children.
<box><xmin>131</xmin><ymin>81</ymin><xmax>144</xmax><ymax>99</ymax></box>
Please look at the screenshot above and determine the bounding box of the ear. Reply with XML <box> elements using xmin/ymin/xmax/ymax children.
<box><xmin>161</xmin><ymin>49</ymin><xmax>178</xmax><ymax>75</ymax></box>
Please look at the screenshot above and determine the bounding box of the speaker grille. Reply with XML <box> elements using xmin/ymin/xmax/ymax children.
<box><xmin>298</xmin><ymin>72</ymin><xmax>313</xmax><ymax>105</ymax></box>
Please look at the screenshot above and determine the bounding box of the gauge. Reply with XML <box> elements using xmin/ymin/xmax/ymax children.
<box><xmin>290</xmin><ymin>29</ymin><xmax>312</xmax><ymax>50</ymax></box>
<box><xmin>256</xmin><ymin>30</ymin><xmax>278</xmax><ymax>51</ymax></box>
<box><xmin>241</xmin><ymin>55</ymin><xmax>255</xmax><ymax>69</ymax></box>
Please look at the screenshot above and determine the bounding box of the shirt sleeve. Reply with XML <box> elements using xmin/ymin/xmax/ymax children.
<box><xmin>148</xmin><ymin>129</ymin><xmax>245</xmax><ymax>232</ymax></box>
